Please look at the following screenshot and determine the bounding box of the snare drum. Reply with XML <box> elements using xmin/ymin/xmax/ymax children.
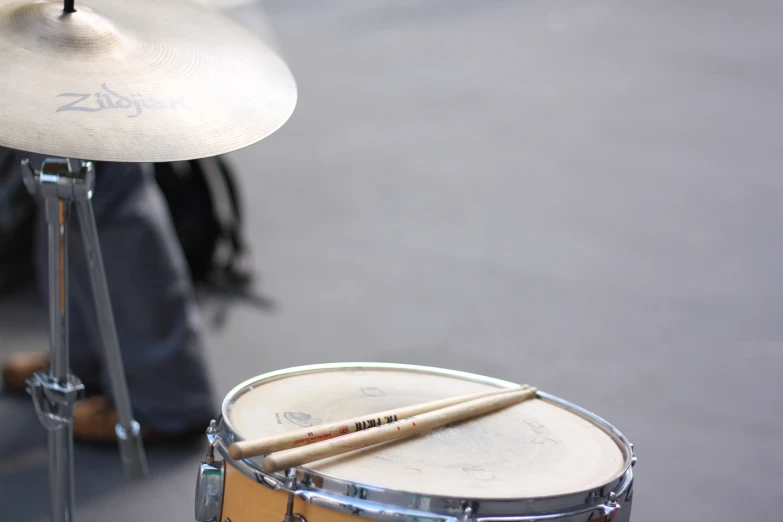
<box><xmin>195</xmin><ymin>363</ymin><xmax>636</xmax><ymax>522</ymax></box>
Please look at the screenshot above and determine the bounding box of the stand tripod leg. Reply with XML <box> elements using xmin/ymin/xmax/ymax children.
<box><xmin>74</xmin><ymin>196</ymin><xmax>149</xmax><ymax>479</ymax></box>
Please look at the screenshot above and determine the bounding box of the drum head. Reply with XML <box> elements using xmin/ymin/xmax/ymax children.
<box><xmin>224</xmin><ymin>364</ymin><xmax>627</xmax><ymax>500</ymax></box>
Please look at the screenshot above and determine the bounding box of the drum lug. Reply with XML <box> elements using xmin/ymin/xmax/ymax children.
<box><xmin>601</xmin><ymin>492</ymin><xmax>621</xmax><ymax>522</ymax></box>
<box><xmin>195</xmin><ymin>442</ymin><xmax>225</xmax><ymax>522</ymax></box>
<box><xmin>282</xmin><ymin>468</ymin><xmax>307</xmax><ymax>522</ymax></box>
<box><xmin>460</xmin><ymin>501</ymin><xmax>478</xmax><ymax>522</ymax></box>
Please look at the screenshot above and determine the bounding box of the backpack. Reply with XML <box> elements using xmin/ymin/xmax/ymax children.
<box><xmin>153</xmin><ymin>155</ymin><xmax>255</xmax><ymax>288</ymax></box>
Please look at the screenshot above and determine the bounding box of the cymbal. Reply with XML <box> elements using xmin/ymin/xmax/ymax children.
<box><xmin>0</xmin><ymin>0</ymin><xmax>297</xmax><ymax>162</ymax></box>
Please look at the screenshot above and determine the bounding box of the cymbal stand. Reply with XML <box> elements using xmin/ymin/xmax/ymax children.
<box><xmin>21</xmin><ymin>157</ymin><xmax>149</xmax><ymax>522</ymax></box>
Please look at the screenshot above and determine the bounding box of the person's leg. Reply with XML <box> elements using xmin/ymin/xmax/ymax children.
<box><xmin>3</xmin><ymin>150</ymin><xmax>216</xmax><ymax>438</ymax></box>
<box><xmin>70</xmin><ymin>159</ymin><xmax>217</xmax><ymax>437</ymax></box>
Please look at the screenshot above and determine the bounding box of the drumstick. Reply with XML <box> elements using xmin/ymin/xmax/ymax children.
<box><xmin>228</xmin><ymin>386</ymin><xmax>529</xmax><ymax>459</ymax></box>
<box><xmin>261</xmin><ymin>386</ymin><xmax>538</xmax><ymax>473</ymax></box>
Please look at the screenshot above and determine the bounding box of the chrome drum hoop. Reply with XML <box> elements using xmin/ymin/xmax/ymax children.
<box><xmin>211</xmin><ymin>362</ymin><xmax>637</xmax><ymax>521</ymax></box>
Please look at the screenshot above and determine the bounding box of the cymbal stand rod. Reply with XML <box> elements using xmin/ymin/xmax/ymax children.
<box><xmin>63</xmin><ymin>0</ymin><xmax>75</xmax><ymax>13</ymax></box>
<box><xmin>46</xmin><ymin>197</ymin><xmax>75</xmax><ymax>522</ymax></box>
<box><xmin>48</xmin><ymin>200</ymin><xmax>69</xmax><ymax>393</ymax></box>
<box><xmin>49</xmin><ymin>197</ymin><xmax>75</xmax><ymax>522</ymax></box>
<box><xmin>22</xmin><ymin>158</ymin><xmax>86</xmax><ymax>522</ymax></box>
<box><xmin>21</xmin><ymin>157</ymin><xmax>148</xmax><ymax>522</ymax></box>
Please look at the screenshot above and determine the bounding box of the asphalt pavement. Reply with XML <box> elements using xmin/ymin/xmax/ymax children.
<box><xmin>1</xmin><ymin>1</ymin><xmax>782</xmax><ymax>520</ymax></box>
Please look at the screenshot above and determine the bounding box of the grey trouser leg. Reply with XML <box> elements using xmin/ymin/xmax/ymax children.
<box><xmin>9</xmin><ymin>149</ymin><xmax>217</xmax><ymax>435</ymax></box>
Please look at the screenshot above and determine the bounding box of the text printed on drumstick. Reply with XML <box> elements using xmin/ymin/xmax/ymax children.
<box><xmin>355</xmin><ymin>414</ymin><xmax>398</xmax><ymax>431</ymax></box>
<box><xmin>290</xmin><ymin>415</ymin><xmax>400</xmax><ymax>446</ymax></box>
<box><xmin>56</xmin><ymin>84</ymin><xmax>189</xmax><ymax>118</ymax></box>
<box><xmin>292</xmin><ymin>433</ymin><xmax>333</xmax><ymax>445</ymax></box>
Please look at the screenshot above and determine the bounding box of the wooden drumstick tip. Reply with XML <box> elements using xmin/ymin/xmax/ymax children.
<box><xmin>228</xmin><ymin>443</ymin><xmax>244</xmax><ymax>460</ymax></box>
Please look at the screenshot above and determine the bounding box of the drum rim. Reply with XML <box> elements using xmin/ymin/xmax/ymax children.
<box><xmin>214</xmin><ymin>362</ymin><xmax>635</xmax><ymax>517</ymax></box>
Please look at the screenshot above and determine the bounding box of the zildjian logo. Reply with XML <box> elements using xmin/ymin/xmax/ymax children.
<box><xmin>55</xmin><ymin>83</ymin><xmax>189</xmax><ymax>118</ymax></box>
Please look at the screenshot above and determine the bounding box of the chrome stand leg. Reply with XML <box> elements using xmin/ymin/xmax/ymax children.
<box><xmin>21</xmin><ymin>157</ymin><xmax>149</xmax><ymax>522</ymax></box>
<box><xmin>74</xmin><ymin>192</ymin><xmax>148</xmax><ymax>479</ymax></box>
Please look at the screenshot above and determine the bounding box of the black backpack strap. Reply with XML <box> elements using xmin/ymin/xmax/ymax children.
<box><xmin>195</xmin><ymin>156</ymin><xmax>255</xmax><ymax>287</ymax></box>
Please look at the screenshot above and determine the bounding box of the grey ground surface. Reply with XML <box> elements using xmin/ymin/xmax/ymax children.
<box><xmin>2</xmin><ymin>1</ymin><xmax>783</xmax><ymax>520</ymax></box>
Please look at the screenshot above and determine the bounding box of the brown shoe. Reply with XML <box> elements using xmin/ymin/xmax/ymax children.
<box><xmin>2</xmin><ymin>351</ymin><xmax>49</xmax><ymax>392</ymax></box>
<box><xmin>73</xmin><ymin>396</ymin><xmax>155</xmax><ymax>443</ymax></box>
